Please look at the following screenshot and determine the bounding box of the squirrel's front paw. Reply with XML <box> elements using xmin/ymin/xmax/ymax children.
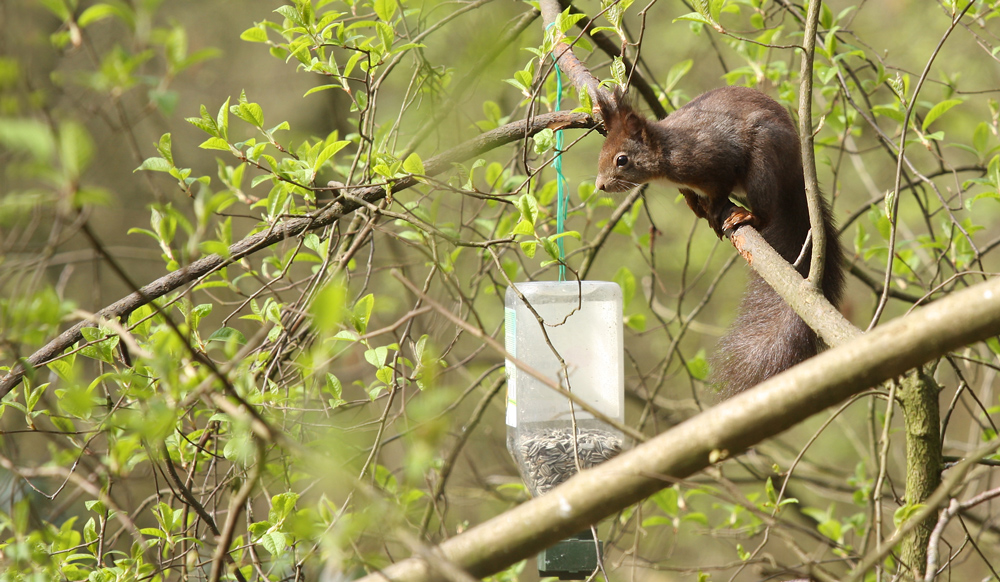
<box><xmin>680</xmin><ymin>188</ymin><xmax>709</xmax><ymax>219</ymax></box>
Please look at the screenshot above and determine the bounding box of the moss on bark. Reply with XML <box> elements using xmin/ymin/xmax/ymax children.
<box><xmin>898</xmin><ymin>367</ymin><xmax>942</xmax><ymax>579</ymax></box>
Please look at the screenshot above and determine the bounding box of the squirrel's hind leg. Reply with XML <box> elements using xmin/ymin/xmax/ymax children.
<box><xmin>721</xmin><ymin>206</ymin><xmax>760</xmax><ymax>236</ymax></box>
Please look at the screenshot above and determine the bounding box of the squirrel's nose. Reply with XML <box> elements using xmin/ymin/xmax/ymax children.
<box><xmin>595</xmin><ymin>177</ymin><xmax>606</xmax><ymax>191</ymax></box>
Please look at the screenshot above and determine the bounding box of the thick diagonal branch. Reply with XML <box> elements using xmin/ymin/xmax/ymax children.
<box><xmin>356</xmin><ymin>273</ymin><xmax>1000</xmax><ymax>582</ymax></box>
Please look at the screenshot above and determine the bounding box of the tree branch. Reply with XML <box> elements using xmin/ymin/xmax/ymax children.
<box><xmin>728</xmin><ymin>225</ymin><xmax>860</xmax><ymax>347</ymax></box>
<box><xmin>0</xmin><ymin>111</ymin><xmax>594</xmax><ymax>397</ymax></box>
<box><xmin>556</xmin><ymin>0</ymin><xmax>668</xmax><ymax>118</ymax></box>
<box><xmin>899</xmin><ymin>368</ymin><xmax>943</xmax><ymax>579</ymax></box>
<box><xmin>356</xmin><ymin>273</ymin><xmax>1000</xmax><ymax>582</ymax></box>
<box><xmin>797</xmin><ymin>0</ymin><xmax>826</xmax><ymax>291</ymax></box>
<box><xmin>538</xmin><ymin>0</ymin><xmax>604</xmax><ymax>104</ymax></box>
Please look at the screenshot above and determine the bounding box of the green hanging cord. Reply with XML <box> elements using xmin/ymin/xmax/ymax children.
<box><xmin>547</xmin><ymin>31</ymin><xmax>569</xmax><ymax>282</ymax></box>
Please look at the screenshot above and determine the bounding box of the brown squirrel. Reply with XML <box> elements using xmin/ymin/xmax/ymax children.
<box><xmin>594</xmin><ymin>86</ymin><xmax>844</xmax><ymax>394</ymax></box>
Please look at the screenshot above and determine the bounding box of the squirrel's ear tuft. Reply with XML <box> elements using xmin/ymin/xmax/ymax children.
<box><xmin>612</xmin><ymin>85</ymin><xmax>626</xmax><ymax>106</ymax></box>
<box><xmin>596</xmin><ymin>87</ymin><xmax>635</xmax><ymax>135</ymax></box>
<box><xmin>595</xmin><ymin>89</ymin><xmax>618</xmax><ymax>132</ymax></box>
<box><xmin>612</xmin><ymin>94</ymin><xmax>651</xmax><ymax>144</ymax></box>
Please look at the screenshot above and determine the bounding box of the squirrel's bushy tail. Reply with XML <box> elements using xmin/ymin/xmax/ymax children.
<box><xmin>712</xmin><ymin>202</ymin><xmax>845</xmax><ymax>396</ymax></box>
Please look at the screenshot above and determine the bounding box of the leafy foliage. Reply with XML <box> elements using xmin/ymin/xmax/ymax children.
<box><xmin>3</xmin><ymin>0</ymin><xmax>1000</xmax><ymax>581</ymax></box>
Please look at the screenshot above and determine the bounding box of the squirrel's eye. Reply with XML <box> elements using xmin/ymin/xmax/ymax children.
<box><xmin>615</xmin><ymin>154</ymin><xmax>628</xmax><ymax>168</ymax></box>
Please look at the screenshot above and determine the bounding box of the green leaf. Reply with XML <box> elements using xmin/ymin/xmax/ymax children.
<box><xmin>665</xmin><ymin>59</ymin><xmax>693</xmax><ymax>91</ymax></box>
<box><xmin>266</xmin><ymin>186</ymin><xmax>289</xmax><ymax>218</ymax></box>
<box><xmin>376</xmin><ymin>365</ymin><xmax>394</xmax><ymax>384</ymax></box>
<box><xmin>78</xmin><ymin>3</ymin><xmax>129</xmax><ymax>27</ymax></box>
<box><xmin>58</xmin><ymin>121</ymin><xmax>94</xmax><ymax>179</ymax></box>
<box><xmin>520</xmin><ymin>241</ymin><xmax>537</xmax><ymax>258</ymax></box>
<box><xmin>135</xmin><ymin>157</ymin><xmax>171</xmax><ymax>173</ymax></box>
<box><xmin>613</xmin><ymin>266</ymin><xmax>636</xmax><ymax>307</ymax></box>
<box><xmin>376</xmin><ymin>21</ymin><xmax>394</xmax><ymax>51</ymax></box>
<box><xmin>673</xmin><ymin>12</ymin><xmax>713</xmax><ymax>26</ymax></box>
<box><xmin>199</xmin><ymin>137</ymin><xmax>231</xmax><ymax>151</ymax></box>
<box><xmin>79</xmin><ymin>328</ymin><xmax>118</xmax><ymax>364</ymax></box>
<box><xmin>186</xmin><ymin>111</ymin><xmax>218</xmax><ymax>137</ymax></box>
<box><xmin>624</xmin><ymin>313</ymin><xmax>645</xmax><ymax>331</ymax></box>
<box><xmin>651</xmin><ymin>487</ymin><xmax>679</xmax><ymax>517</ymax></box>
<box><xmin>511</xmin><ymin>220</ymin><xmax>534</xmax><ymax>236</ymax></box>
<box><xmin>610</xmin><ymin>56</ymin><xmax>627</xmax><ymax>86</ymax></box>
<box><xmin>235</xmin><ymin>102</ymin><xmax>264</xmax><ymax>127</ymax></box>
<box><xmin>325</xmin><ymin>373</ymin><xmax>344</xmax><ymax>400</ymax></box>
<box><xmin>303</xmin><ymin>233</ymin><xmax>327</xmax><ymax>258</ymax></box>
<box><xmin>893</xmin><ymin>502</ymin><xmax>925</xmax><ymax>528</ymax></box>
<box><xmin>921</xmin><ymin>99</ymin><xmax>962</xmax><ymax>132</ymax></box>
<box><xmin>313</xmin><ymin>140</ymin><xmax>349</xmax><ymax>172</ymax></box>
<box><xmin>258</xmin><ymin>531</ymin><xmax>287</xmax><ymax>555</ymax></box>
<box><xmin>352</xmin><ymin>294</ymin><xmax>375</xmax><ymax>333</ymax></box>
<box><xmin>374</xmin><ymin>0</ymin><xmax>397</xmax><ymax>21</ymax></box>
<box><xmin>274</xmin><ymin>5</ymin><xmax>304</xmax><ymax>26</ymax></box>
<box><xmin>735</xmin><ymin>543</ymin><xmax>750</xmax><ymax>561</ymax></box>
<box><xmin>240</xmin><ymin>26</ymin><xmax>269</xmax><ymax>43</ymax></box>
<box><xmin>555</xmin><ymin>9</ymin><xmax>586</xmax><ymax>34</ymax></box>
<box><xmin>365</xmin><ymin>346</ymin><xmax>388</xmax><ymax>368</ymax></box>
<box><xmin>686</xmin><ymin>349</ymin><xmax>709</xmax><ymax>381</ymax></box>
<box><xmin>818</xmin><ymin>519</ymin><xmax>843</xmax><ymax>542</ymax></box>
<box><xmin>547</xmin><ymin>230</ymin><xmax>580</xmax><ymax>243</ymax></box>
<box><xmin>516</xmin><ymin>194</ymin><xmax>539</xmax><ymax>225</ymax></box>
<box><xmin>540</xmin><ymin>236</ymin><xmax>559</xmax><ymax>260</ymax></box>
<box><xmin>269</xmin><ymin>492</ymin><xmax>300</xmax><ymax>523</ymax></box>
<box><xmin>304</xmin><ymin>84</ymin><xmax>340</xmax><ymax>97</ymax></box>
<box><xmin>641</xmin><ymin>515</ymin><xmax>673</xmax><ymax>528</ymax></box>
<box><xmin>312</xmin><ymin>283</ymin><xmax>347</xmax><ymax>332</ymax></box>
<box><xmin>217</xmin><ymin>97</ymin><xmax>231</xmax><ymax>141</ymax></box>
<box><xmin>156</xmin><ymin>133</ymin><xmax>173</xmax><ymax>165</ymax></box>
<box><xmin>249</xmin><ymin>520</ymin><xmax>272</xmax><ymax>538</ymax></box>
<box><xmin>402</xmin><ymin>153</ymin><xmax>424</xmax><ymax>175</ymax></box>
<box><xmin>0</xmin><ymin>118</ymin><xmax>55</xmax><ymax>161</ymax></box>
<box><xmin>140</xmin><ymin>527</ymin><xmax>167</xmax><ymax>539</ymax></box>
<box><xmin>38</xmin><ymin>0</ymin><xmax>71</xmax><ymax>20</ymax></box>
<box><xmin>533</xmin><ymin>128</ymin><xmax>555</xmax><ymax>154</ymax></box>
<box><xmin>708</xmin><ymin>0</ymin><xmax>724</xmax><ymax>21</ymax></box>
<box><xmin>872</xmin><ymin>104</ymin><xmax>904</xmax><ymax>124</ymax></box>
<box><xmin>973</xmin><ymin>121</ymin><xmax>990</xmax><ymax>158</ymax></box>
<box><xmin>207</xmin><ymin>327</ymin><xmax>246</xmax><ymax>345</ymax></box>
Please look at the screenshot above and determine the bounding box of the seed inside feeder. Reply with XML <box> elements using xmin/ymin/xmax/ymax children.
<box><xmin>514</xmin><ymin>427</ymin><xmax>623</xmax><ymax>496</ymax></box>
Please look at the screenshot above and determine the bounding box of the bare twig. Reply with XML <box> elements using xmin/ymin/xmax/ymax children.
<box><xmin>868</xmin><ymin>0</ymin><xmax>976</xmax><ymax>330</ymax></box>
<box><xmin>924</xmin><ymin>486</ymin><xmax>1000</xmax><ymax>581</ymax></box>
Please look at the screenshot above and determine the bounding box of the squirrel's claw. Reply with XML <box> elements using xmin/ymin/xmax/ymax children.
<box><xmin>721</xmin><ymin>207</ymin><xmax>758</xmax><ymax>237</ymax></box>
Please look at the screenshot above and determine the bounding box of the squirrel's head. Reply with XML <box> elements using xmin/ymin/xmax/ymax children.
<box><xmin>594</xmin><ymin>90</ymin><xmax>662</xmax><ymax>193</ymax></box>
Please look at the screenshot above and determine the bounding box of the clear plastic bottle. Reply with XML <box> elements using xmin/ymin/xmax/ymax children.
<box><xmin>504</xmin><ymin>281</ymin><xmax>625</xmax><ymax>497</ymax></box>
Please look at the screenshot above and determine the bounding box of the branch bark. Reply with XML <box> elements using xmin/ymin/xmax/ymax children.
<box><xmin>728</xmin><ymin>226</ymin><xmax>860</xmax><ymax>347</ymax></box>
<box><xmin>796</xmin><ymin>0</ymin><xmax>827</xmax><ymax>291</ymax></box>
<box><xmin>0</xmin><ymin>111</ymin><xmax>594</xmax><ymax>397</ymax></box>
<box><xmin>555</xmin><ymin>0</ymin><xmax>668</xmax><ymax>118</ymax></box>
<box><xmin>538</xmin><ymin>0</ymin><xmax>604</xmax><ymax>104</ymax></box>
<box><xmin>357</xmin><ymin>273</ymin><xmax>1000</xmax><ymax>582</ymax></box>
<box><xmin>899</xmin><ymin>368</ymin><xmax>943</xmax><ymax>578</ymax></box>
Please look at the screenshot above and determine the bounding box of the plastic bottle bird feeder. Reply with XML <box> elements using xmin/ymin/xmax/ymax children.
<box><xmin>504</xmin><ymin>281</ymin><xmax>625</xmax><ymax>579</ymax></box>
